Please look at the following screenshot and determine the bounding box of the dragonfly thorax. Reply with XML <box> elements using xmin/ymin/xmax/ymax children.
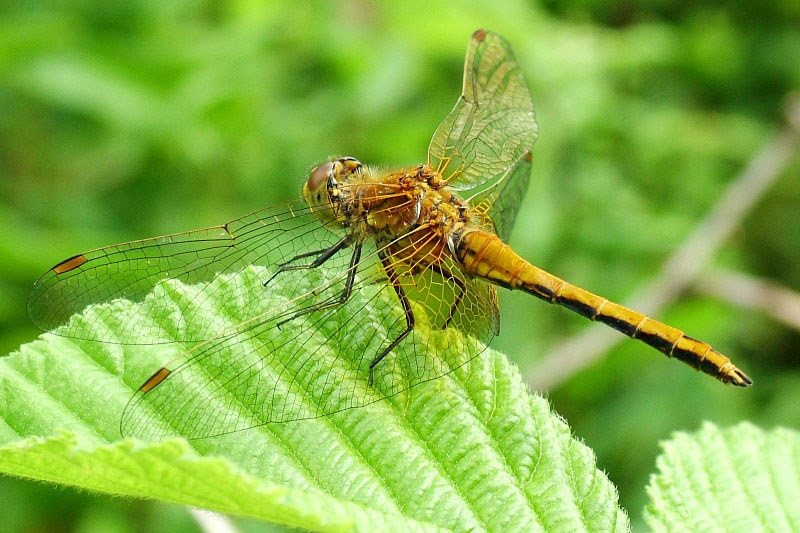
<box><xmin>305</xmin><ymin>155</ymin><xmax>504</xmax><ymax>286</ymax></box>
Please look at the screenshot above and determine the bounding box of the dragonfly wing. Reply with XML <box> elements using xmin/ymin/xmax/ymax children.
<box><xmin>28</xmin><ymin>199</ymin><xmax>345</xmax><ymax>344</ymax></box>
<box><xmin>427</xmin><ymin>30</ymin><xmax>537</xmax><ymax>198</ymax></box>
<box><xmin>466</xmin><ymin>151</ymin><xmax>533</xmax><ymax>241</ymax></box>
<box><xmin>120</xmin><ymin>235</ymin><xmax>498</xmax><ymax>441</ymax></box>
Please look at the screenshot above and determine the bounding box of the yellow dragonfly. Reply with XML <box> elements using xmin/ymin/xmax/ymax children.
<box><xmin>28</xmin><ymin>30</ymin><xmax>751</xmax><ymax>441</ymax></box>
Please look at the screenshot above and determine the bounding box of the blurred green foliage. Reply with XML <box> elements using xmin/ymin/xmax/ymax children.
<box><xmin>1</xmin><ymin>0</ymin><xmax>798</xmax><ymax>531</ymax></box>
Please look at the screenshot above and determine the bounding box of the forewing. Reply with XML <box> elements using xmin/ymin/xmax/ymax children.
<box><xmin>427</xmin><ymin>30</ymin><xmax>537</xmax><ymax>195</ymax></box>
<box><xmin>120</xmin><ymin>233</ymin><xmax>498</xmax><ymax>441</ymax></box>
<box><xmin>28</xmin><ymin>199</ymin><xmax>345</xmax><ymax>344</ymax></box>
<box><xmin>467</xmin><ymin>151</ymin><xmax>533</xmax><ymax>241</ymax></box>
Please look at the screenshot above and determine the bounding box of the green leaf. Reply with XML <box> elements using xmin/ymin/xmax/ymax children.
<box><xmin>1</xmin><ymin>266</ymin><xmax>628</xmax><ymax>532</ymax></box>
<box><xmin>645</xmin><ymin>422</ymin><xmax>800</xmax><ymax>532</ymax></box>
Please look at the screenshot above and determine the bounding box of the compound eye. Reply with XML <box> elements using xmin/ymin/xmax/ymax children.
<box><xmin>307</xmin><ymin>161</ymin><xmax>333</xmax><ymax>193</ymax></box>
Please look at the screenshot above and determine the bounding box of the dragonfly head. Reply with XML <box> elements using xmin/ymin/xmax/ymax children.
<box><xmin>303</xmin><ymin>157</ymin><xmax>364</xmax><ymax>223</ymax></box>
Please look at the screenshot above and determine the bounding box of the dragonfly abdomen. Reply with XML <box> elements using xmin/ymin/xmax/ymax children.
<box><xmin>456</xmin><ymin>229</ymin><xmax>752</xmax><ymax>387</ymax></box>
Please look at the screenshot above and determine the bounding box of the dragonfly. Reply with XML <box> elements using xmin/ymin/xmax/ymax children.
<box><xmin>28</xmin><ymin>30</ymin><xmax>751</xmax><ymax>441</ymax></box>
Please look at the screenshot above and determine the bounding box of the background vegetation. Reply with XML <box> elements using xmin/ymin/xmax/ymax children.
<box><xmin>1</xmin><ymin>0</ymin><xmax>798</xmax><ymax>531</ymax></box>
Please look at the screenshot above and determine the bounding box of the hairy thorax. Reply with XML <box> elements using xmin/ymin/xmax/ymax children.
<box><xmin>334</xmin><ymin>164</ymin><xmax>471</xmax><ymax>271</ymax></box>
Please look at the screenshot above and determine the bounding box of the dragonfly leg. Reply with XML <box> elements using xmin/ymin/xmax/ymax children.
<box><xmin>428</xmin><ymin>263</ymin><xmax>465</xmax><ymax>329</ymax></box>
<box><xmin>369</xmin><ymin>252</ymin><xmax>416</xmax><ymax>386</ymax></box>
<box><xmin>274</xmin><ymin>242</ymin><xmax>362</xmax><ymax>329</ymax></box>
<box><xmin>263</xmin><ymin>234</ymin><xmax>352</xmax><ymax>287</ymax></box>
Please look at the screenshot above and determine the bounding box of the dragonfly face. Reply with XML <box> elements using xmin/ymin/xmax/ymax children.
<box><xmin>304</xmin><ymin>157</ymin><xmax>370</xmax><ymax>226</ymax></box>
<box><xmin>28</xmin><ymin>29</ymin><xmax>750</xmax><ymax>442</ymax></box>
<box><xmin>303</xmin><ymin>159</ymin><xmax>338</xmax><ymax>223</ymax></box>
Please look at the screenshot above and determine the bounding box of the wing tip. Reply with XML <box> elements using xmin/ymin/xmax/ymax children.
<box><xmin>52</xmin><ymin>254</ymin><xmax>88</xmax><ymax>274</ymax></box>
<box><xmin>472</xmin><ymin>29</ymin><xmax>488</xmax><ymax>42</ymax></box>
<box><xmin>139</xmin><ymin>367</ymin><xmax>172</xmax><ymax>393</ymax></box>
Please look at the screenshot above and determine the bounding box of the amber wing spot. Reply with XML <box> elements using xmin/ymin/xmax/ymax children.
<box><xmin>52</xmin><ymin>254</ymin><xmax>87</xmax><ymax>274</ymax></box>
<box><xmin>139</xmin><ymin>367</ymin><xmax>171</xmax><ymax>393</ymax></box>
<box><xmin>524</xmin><ymin>151</ymin><xmax>532</xmax><ymax>162</ymax></box>
<box><xmin>472</xmin><ymin>29</ymin><xmax>487</xmax><ymax>42</ymax></box>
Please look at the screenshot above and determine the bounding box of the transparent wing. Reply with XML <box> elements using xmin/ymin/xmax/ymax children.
<box><xmin>120</xmin><ymin>227</ymin><xmax>499</xmax><ymax>441</ymax></box>
<box><xmin>466</xmin><ymin>151</ymin><xmax>533</xmax><ymax>241</ymax></box>
<box><xmin>427</xmin><ymin>29</ymin><xmax>537</xmax><ymax>197</ymax></box>
<box><xmin>28</xmin><ymin>199</ymin><xmax>347</xmax><ymax>344</ymax></box>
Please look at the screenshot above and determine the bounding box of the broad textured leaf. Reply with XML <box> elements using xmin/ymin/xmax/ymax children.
<box><xmin>645</xmin><ymin>422</ymin><xmax>800</xmax><ymax>532</ymax></box>
<box><xmin>0</xmin><ymin>266</ymin><xmax>628</xmax><ymax>532</ymax></box>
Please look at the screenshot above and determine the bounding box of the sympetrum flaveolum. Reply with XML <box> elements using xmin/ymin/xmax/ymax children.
<box><xmin>28</xmin><ymin>30</ymin><xmax>751</xmax><ymax>441</ymax></box>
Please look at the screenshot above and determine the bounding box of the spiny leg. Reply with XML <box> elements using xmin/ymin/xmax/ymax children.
<box><xmin>264</xmin><ymin>234</ymin><xmax>352</xmax><ymax>287</ymax></box>
<box><xmin>369</xmin><ymin>251</ymin><xmax>416</xmax><ymax>386</ymax></box>
<box><xmin>428</xmin><ymin>263</ymin><xmax>466</xmax><ymax>329</ymax></box>
<box><xmin>275</xmin><ymin>242</ymin><xmax>362</xmax><ymax>329</ymax></box>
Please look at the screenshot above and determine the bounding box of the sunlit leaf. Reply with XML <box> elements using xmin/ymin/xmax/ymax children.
<box><xmin>645</xmin><ymin>422</ymin><xmax>800</xmax><ymax>532</ymax></box>
<box><xmin>1</xmin><ymin>266</ymin><xmax>628</xmax><ymax>532</ymax></box>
